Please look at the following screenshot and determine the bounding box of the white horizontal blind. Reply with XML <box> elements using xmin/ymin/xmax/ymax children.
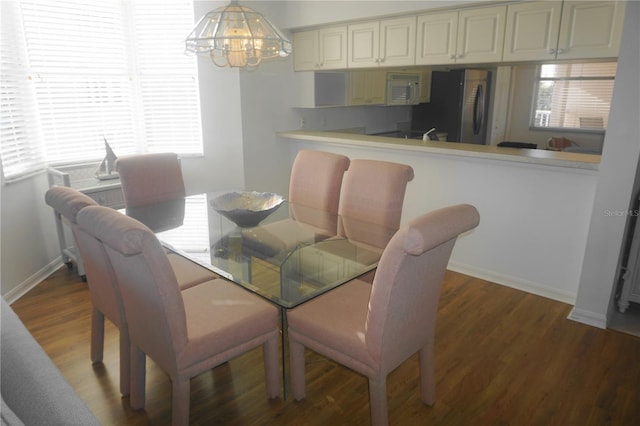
<box><xmin>532</xmin><ymin>62</ymin><xmax>617</xmax><ymax>130</ymax></box>
<box><xmin>132</xmin><ymin>2</ymin><xmax>202</xmax><ymax>154</ymax></box>
<box><xmin>0</xmin><ymin>0</ymin><xmax>202</xmax><ymax>181</ymax></box>
<box><xmin>0</xmin><ymin>1</ymin><xmax>46</xmax><ymax>180</ymax></box>
<box><xmin>21</xmin><ymin>0</ymin><xmax>137</xmax><ymax>163</ymax></box>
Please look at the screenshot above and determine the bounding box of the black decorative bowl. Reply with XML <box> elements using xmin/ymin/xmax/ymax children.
<box><xmin>210</xmin><ymin>191</ymin><xmax>284</xmax><ymax>228</ymax></box>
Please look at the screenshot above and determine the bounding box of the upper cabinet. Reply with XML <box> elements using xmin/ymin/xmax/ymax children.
<box><xmin>416</xmin><ymin>5</ymin><xmax>506</xmax><ymax>65</ymax></box>
<box><xmin>556</xmin><ymin>1</ymin><xmax>626</xmax><ymax>60</ymax></box>
<box><xmin>292</xmin><ymin>1</ymin><xmax>626</xmax><ymax>74</ymax></box>
<box><xmin>348</xmin><ymin>70</ymin><xmax>387</xmax><ymax>105</ymax></box>
<box><xmin>503</xmin><ymin>1</ymin><xmax>626</xmax><ymax>61</ymax></box>
<box><xmin>348</xmin><ymin>16</ymin><xmax>416</xmax><ymax>68</ymax></box>
<box><xmin>294</xmin><ymin>26</ymin><xmax>348</xmax><ymax>71</ymax></box>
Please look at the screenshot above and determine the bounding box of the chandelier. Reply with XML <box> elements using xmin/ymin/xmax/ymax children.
<box><xmin>185</xmin><ymin>1</ymin><xmax>292</xmax><ymax>69</ymax></box>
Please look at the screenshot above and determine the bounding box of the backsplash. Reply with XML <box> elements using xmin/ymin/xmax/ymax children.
<box><xmin>295</xmin><ymin>105</ymin><xmax>411</xmax><ymax>135</ymax></box>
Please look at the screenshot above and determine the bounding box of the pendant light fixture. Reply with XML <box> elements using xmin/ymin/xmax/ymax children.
<box><xmin>185</xmin><ymin>0</ymin><xmax>292</xmax><ymax>69</ymax></box>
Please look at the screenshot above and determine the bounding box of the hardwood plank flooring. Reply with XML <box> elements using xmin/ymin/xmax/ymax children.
<box><xmin>8</xmin><ymin>266</ymin><xmax>640</xmax><ymax>425</ymax></box>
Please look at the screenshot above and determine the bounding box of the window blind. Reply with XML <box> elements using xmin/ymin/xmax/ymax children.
<box><xmin>0</xmin><ymin>1</ymin><xmax>46</xmax><ymax>180</ymax></box>
<box><xmin>532</xmin><ymin>62</ymin><xmax>617</xmax><ymax>130</ymax></box>
<box><xmin>0</xmin><ymin>0</ymin><xmax>202</xmax><ymax>181</ymax></box>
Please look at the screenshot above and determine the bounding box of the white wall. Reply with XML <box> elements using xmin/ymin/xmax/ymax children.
<box><xmin>570</xmin><ymin>0</ymin><xmax>640</xmax><ymax>328</ymax></box>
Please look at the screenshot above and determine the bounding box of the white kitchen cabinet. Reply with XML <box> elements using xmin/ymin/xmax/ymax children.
<box><xmin>348</xmin><ymin>16</ymin><xmax>416</xmax><ymax>68</ymax></box>
<box><xmin>556</xmin><ymin>1</ymin><xmax>626</xmax><ymax>60</ymax></box>
<box><xmin>503</xmin><ymin>1</ymin><xmax>563</xmax><ymax>62</ymax></box>
<box><xmin>504</xmin><ymin>1</ymin><xmax>625</xmax><ymax>62</ymax></box>
<box><xmin>416</xmin><ymin>5</ymin><xmax>506</xmax><ymax>65</ymax></box>
<box><xmin>293</xmin><ymin>26</ymin><xmax>348</xmax><ymax>71</ymax></box>
<box><xmin>348</xmin><ymin>70</ymin><xmax>387</xmax><ymax>106</ymax></box>
<box><xmin>415</xmin><ymin>11</ymin><xmax>458</xmax><ymax>65</ymax></box>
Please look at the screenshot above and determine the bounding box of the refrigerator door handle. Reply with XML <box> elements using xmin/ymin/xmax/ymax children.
<box><xmin>473</xmin><ymin>83</ymin><xmax>484</xmax><ymax>135</ymax></box>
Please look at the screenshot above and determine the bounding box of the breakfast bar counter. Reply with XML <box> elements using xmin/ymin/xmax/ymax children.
<box><xmin>278</xmin><ymin>128</ymin><xmax>601</xmax><ymax>309</ymax></box>
<box><xmin>278</xmin><ymin>130</ymin><xmax>600</xmax><ymax>171</ymax></box>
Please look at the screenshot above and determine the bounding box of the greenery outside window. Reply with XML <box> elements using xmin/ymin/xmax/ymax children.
<box><xmin>531</xmin><ymin>62</ymin><xmax>617</xmax><ymax>132</ymax></box>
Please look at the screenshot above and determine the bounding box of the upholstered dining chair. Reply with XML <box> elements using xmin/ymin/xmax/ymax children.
<box><xmin>241</xmin><ymin>150</ymin><xmax>350</xmax><ymax>256</ymax></box>
<box><xmin>115</xmin><ymin>152</ymin><xmax>186</xmax><ymax>209</ymax></box>
<box><xmin>338</xmin><ymin>159</ymin><xmax>414</xmax><ymax>248</ymax></box>
<box><xmin>44</xmin><ymin>186</ymin><xmax>131</xmax><ymax>395</ymax></box>
<box><xmin>287</xmin><ymin>204</ymin><xmax>480</xmax><ymax>426</ymax></box>
<box><xmin>44</xmin><ymin>186</ymin><xmax>215</xmax><ymax>397</ymax></box>
<box><xmin>76</xmin><ymin>205</ymin><xmax>280</xmax><ymax>425</ymax></box>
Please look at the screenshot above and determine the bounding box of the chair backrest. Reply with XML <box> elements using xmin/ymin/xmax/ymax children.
<box><xmin>76</xmin><ymin>205</ymin><xmax>187</xmax><ymax>373</ymax></box>
<box><xmin>45</xmin><ymin>186</ymin><xmax>97</xmax><ymax>225</ymax></box>
<box><xmin>338</xmin><ymin>159</ymin><xmax>414</xmax><ymax>248</ymax></box>
<box><xmin>116</xmin><ymin>152</ymin><xmax>185</xmax><ymax>208</ymax></box>
<box><xmin>365</xmin><ymin>204</ymin><xmax>480</xmax><ymax>371</ymax></box>
<box><xmin>289</xmin><ymin>150</ymin><xmax>350</xmax><ymax>213</ymax></box>
<box><xmin>45</xmin><ymin>186</ymin><xmax>126</xmax><ymax>328</ymax></box>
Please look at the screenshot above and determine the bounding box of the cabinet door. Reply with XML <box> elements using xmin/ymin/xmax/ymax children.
<box><xmin>348</xmin><ymin>21</ymin><xmax>380</xmax><ymax>68</ymax></box>
<box><xmin>349</xmin><ymin>70</ymin><xmax>386</xmax><ymax>105</ymax></box>
<box><xmin>557</xmin><ymin>1</ymin><xmax>626</xmax><ymax>60</ymax></box>
<box><xmin>380</xmin><ymin>16</ymin><xmax>416</xmax><ymax>67</ymax></box>
<box><xmin>419</xmin><ymin>69</ymin><xmax>432</xmax><ymax>103</ymax></box>
<box><xmin>456</xmin><ymin>5</ymin><xmax>506</xmax><ymax>64</ymax></box>
<box><xmin>293</xmin><ymin>30</ymin><xmax>319</xmax><ymax>71</ymax></box>
<box><xmin>416</xmin><ymin>11</ymin><xmax>458</xmax><ymax>65</ymax></box>
<box><xmin>318</xmin><ymin>26</ymin><xmax>348</xmax><ymax>69</ymax></box>
<box><xmin>503</xmin><ymin>1</ymin><xmax>562</xmax><ymax>62</ymax></box>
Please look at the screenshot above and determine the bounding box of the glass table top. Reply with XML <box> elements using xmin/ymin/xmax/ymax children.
<box><xmin>125</xmin><ymin>192</ymin><xmax>397</xmax><ymax>309</ymax></box>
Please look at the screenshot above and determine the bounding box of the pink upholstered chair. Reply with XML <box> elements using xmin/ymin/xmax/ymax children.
<box><xmin>44</xmin><ymin>186</ymin><xmax>214</xmax><ymax>397</ymax></box>
<box><xmin>242</xmin><ymin>150</ymin><xmax>350</xmax><ymax>256</ymax></box>
<box><xmin>288</xmin><ymin>204</ymin><xmax>480</xmax><ymax>425</ymax></box>
<box><xmin>76</xmin><ymin>205</ymin><xmax>280</xmax><ymax>425</ymax></box>
<box><xmin>338</xmin><ymin>159</ymin><xmax>414</xmax><ymax>248</ymax></box>
<box><xmin>115</xmin><ymin>152</ymin><xmax>186</xmax><ymax>209</ymax></box>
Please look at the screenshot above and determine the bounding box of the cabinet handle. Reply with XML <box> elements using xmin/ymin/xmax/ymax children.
<box><xmin>450</xmin><ymin>54</ymin><xmax>457</xmax><ymax>59</ymax></box>
<box><xmin>379</xmin><ymin>58</ymin><xmax>385</xmax><ymax>63</ymax></box>
<box><xmin>547</xmin><ymin>48</ymin><xmax>556</xmax><ymax>55</ymax></box>
<box><xmin>556</xmin><ymin>48</ymin><xmax>565</xmax><ymax>55</ymax></box>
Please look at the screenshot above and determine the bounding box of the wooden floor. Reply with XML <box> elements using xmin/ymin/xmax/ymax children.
<box><xmin>10</xmin><ymin>266</ymin><xmax>640</xmax><ymax>425</ymax></box>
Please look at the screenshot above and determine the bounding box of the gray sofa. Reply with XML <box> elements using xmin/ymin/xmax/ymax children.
<box><xmin>1</xmin><ymin>298</ymin><xmax>100</xmax><ymax>425</ymax></box>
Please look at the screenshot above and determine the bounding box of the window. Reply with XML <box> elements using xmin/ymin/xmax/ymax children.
<box><xmin>531</xmin><ymin>62</ymin><xmax>617</xmax><ymax>131</ymax></box>
<box><xmin>0</xmin><ymin>0</ymin><xmax>202</xmax><ymax>182</ymax></box>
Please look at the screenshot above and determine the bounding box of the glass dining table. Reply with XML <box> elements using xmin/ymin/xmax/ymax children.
<box><xmin>124</xmin><ymin>191</ymin><xmax>397</xmax><ymax>396</ymax></box>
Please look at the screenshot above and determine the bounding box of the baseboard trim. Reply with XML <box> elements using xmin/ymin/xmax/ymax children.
<box><xmin>448</xmin><ymin>261</ymin><xmax>577</xmax><ymax>305</ymax></box>
<box><xmin>2</xmin><ymin>259</ymin><xmax>63</xmax><ymax>304</ymax></box>
<box><xmin>566</xmin><ymin>307</ymin><xmax>607</xmax><ymax>329</ymax></box>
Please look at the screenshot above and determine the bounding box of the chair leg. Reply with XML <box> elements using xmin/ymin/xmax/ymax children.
<box><xmin>119</xmin><ymin>329</ymin><xmax>131</xmax><ymax>396</ymax></box>
<box><xmin>263</xmin><ymin>335</ymin><xmax>280</xmax><ymax>399</ymax></box>
<box><xmin>171</xmin><ymin>377</ymin><xmax>191</xmax><ymax>426</ymax></box>
<box><xmin>289</xmin><ymin>338</ymin><xmax>306</xmax><ymax>400</ymax></box>
<box><xmin>368</xmin><ymin>377</ymin><xmax>389</xmax><ymax>426</ymax></box>
<box><xmin>129</xmin><ymin>345</ymin><xmax>146</xmax><ymax>410</ymax></box>
<box><xmin>90</xmin><ymin>307</ymin><xmax>104</xmax><ymax>363</ymax></box>
<box><xmin>419</xmin><ymin>342</ymin><xmax>436</xmax><ymax>406</ymax></box>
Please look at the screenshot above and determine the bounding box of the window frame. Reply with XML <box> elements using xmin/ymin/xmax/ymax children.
<box><xmin>529</xmin><ymin>61</ymin><xmax>617</xmax><ymax>134</ymax></box>
<box><xmin>0</xmin><ymin>0</ymin><xmax>203</xmax><ymax>183</ymax></box>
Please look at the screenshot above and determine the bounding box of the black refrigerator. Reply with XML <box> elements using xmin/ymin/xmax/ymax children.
<box><xmin>411</xmin><ymin>69</ymin><xmax>491</xmax><ymax>144</ymax></box>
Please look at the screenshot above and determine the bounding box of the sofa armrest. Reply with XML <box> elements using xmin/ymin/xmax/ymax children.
<box><xmin>1</xmin><ymin>298</ymin><xmax>100</xmax><ymax>425</ymax></box>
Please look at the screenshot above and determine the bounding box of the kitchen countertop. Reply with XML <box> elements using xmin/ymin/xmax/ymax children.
<box><xmin>278</xmin><ymin>130</ymin><xmax>600</xmax><ymax>171</ymax></box>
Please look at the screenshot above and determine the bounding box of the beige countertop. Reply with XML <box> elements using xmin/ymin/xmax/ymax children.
<box><xmin>278</xmin><ymin>130</ymin><xmax>601</xmax><ymax>171</ymax></box>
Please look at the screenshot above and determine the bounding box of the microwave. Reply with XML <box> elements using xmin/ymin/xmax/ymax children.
<box><xmin>386</xmin><ymin>73</ymin><xmax>421</xmax><ymax>106</ymax></box>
